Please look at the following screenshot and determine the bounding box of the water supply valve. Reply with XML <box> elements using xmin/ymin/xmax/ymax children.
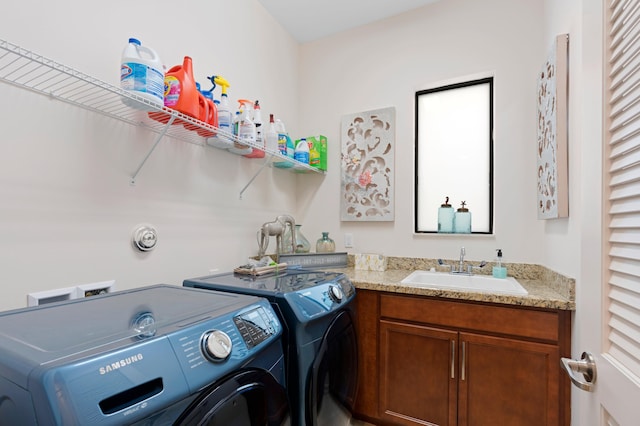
<box><xmin>132</xmin><ymin>224</ymin><xmax>158</xmax><ymax>252</ymax></box>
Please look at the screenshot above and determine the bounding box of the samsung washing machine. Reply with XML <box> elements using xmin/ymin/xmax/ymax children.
<box><xmin>183</xmin><ymin>269</ymin><xmax>358</xmax><ymax>426</ymax></box>
<box><xmin>0</xmin><ymin>284</ymin><xmax>289</xmax><ymax>425</ymax></box>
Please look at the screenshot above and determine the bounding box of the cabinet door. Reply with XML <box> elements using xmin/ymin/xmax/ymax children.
<box><xmin>379</xmin><ymin>319</ymin><xmax>458</xmax><ymax>426</ymax></box>
<box><xmin>458</xmin><ymin>332</ymin><xmax>560</xmax><ymax>426</ymax></box>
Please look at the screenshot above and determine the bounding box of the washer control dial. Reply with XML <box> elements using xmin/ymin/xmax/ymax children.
<box><xmin>328</xmin><ymin>284</ymin><xmax>344</xmax><ymax>303</ymax></box>
<box><xmin>202</xmin><ymin>330</ymin><xmax>233</xmax><ymax>361</ymax></box>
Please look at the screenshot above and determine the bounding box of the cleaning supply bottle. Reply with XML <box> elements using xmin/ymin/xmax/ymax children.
<box><xmin>205</xmin><ymin>75</ymin><xmax>233</xmax><ymax>149</ymax></box>
<box><xmin>274</xmin><ymin>118</ymin><xmax>294</xmax><ymax>168</ymax></box>
<box><xmin>294</xmin><ymin>137</ymin><xmax>310</xmax><ymax>164</ymax></box>
<box><xmin>120</xmin><ymin>38</ymin><xmax>164</xmax><ymax>110</ymax></box>
<box><xmin>492</xmin><ymin>249</ymin><xmax>507</xmax><ymax>278</ymax></box>
<box><xmin>195</xmin><ymin>84</ymin><xmax>217</xmax><ymax>137</ymax></box>
<box><xmin>265</xmin><ymin>114</ymin><xmax>279</xmax><ymax>154</ymax></box>
<box><xmin>229</xmin><ymin>100</ymin><xmax>254</xmax><ymax>155</ymax></box>
<box><xmin>244</xmin><ymin>100</ymin><xmax>265</xmax><ymax>158</ymax></box>
<box><xmin>276</xmin><ymin>119</ymin><xmax>288</xmax><ymax>156</ymax></box>
<box><xmin>149</xmin><ymin>56</ymin><xmax>199</xmax><ymax>124</ymax></box>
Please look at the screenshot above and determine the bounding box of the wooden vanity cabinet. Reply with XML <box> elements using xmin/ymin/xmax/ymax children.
<box><xmin>353</xmin><ymin>289</ymin><xmax>571</xmax><ymax>426</ymax></box>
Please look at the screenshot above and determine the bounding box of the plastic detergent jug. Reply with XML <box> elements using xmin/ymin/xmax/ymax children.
<box><xmin>195</xmin><ymin>85</ymin><xmax>218</xmax><ymax>137</ymax></box>
<box><xmin>244</xmin><ymin>100</ymin><xmax>265</xmax><ymax>158</ymax></box>
<box><xmin>120</xmin><ymin>38</ymin><xmax>164</xmax><ymax>111</ymax></box>
<box><xmin>149</xmin><ymin>56</ymin><xmax>199</xmax><ymax>125</ymax></box>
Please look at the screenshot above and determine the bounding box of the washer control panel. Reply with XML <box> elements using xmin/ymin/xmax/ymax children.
<box><xmin>168</xmin><ymin>300</ymin><xmax>282</xmax><ymax>392</ymax></box>
<box><xmin>233</xmin><ymin>306</ymin><xmax>277</xmax><ymax>348</ymax></box>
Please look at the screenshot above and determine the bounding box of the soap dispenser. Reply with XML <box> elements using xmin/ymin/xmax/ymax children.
<box><xmin>492</xmin><ymin>249</ymin><xmax>507</xmax><ymax>278</ymax></box>
<box><xmin>438</xmin><ymin>196</ymin><xmax>454</xmax><ymax>233</ymax></box>
<box><xmin>453</xmin><ymin>201</ymin><xmax>472</xmax><ymax>233</ymax></box>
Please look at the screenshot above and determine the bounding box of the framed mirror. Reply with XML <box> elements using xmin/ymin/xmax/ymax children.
<box><xmin>414</xmin><ymin>77</ymin><xmax>494</xmax><ymax>234</ymax></box>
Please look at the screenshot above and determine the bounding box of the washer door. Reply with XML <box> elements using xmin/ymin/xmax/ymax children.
<box><xmin>173</xmin><ymin>368</ymin><xmax>289</xmax><ymax>426</ymax></box>
<box><xmin>308</xmin><ymin>310</ymin><xmax>358</xmax><ymax>425</ymax></box>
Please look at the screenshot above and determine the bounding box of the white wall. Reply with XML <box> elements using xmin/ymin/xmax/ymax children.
<box><xmin>0</xmin><ymin>0</ymin><xmax>586</xmax><ymax>312</ymax></box>
<box><xmin>0</xmin><ymin>0</ymin><xmax>304</xmax><ymax>311</ymax></box>
<box><xmin>297</xmin><ymin>0</ymin><xmax>547</xmax><ymax>265</ymax></box>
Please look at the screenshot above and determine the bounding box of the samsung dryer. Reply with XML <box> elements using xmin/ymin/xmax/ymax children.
<box><xmin>184</xmin><ymin>269</ymin><xmax>358</xmax><ymax>426</ymax></box>
<box><xmin>0</xmin><ymin>284</ymin><xmax>289</xmax><ymax>425</ymax></box>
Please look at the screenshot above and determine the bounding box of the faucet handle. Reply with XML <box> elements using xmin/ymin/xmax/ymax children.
<box><xmin>437</xmin><ymin>259</ymin><xmax>452</xmax><ymax>270</ymax></box>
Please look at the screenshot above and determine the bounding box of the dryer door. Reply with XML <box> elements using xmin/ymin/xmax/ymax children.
<box><xmin>173</xmin><ymin>368</ymin><xmax>289</xmax><ymax>426</ymax></box>
<box><xmin>308</xmin><ymin>309</ymin><xmax>358</xmax><ymax>425</ymax></box>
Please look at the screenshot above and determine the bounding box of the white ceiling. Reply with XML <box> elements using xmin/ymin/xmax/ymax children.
<box><xmin>257</xmin><ymin>0</ymin><xmax>440</xmax><ymax>43</ymax></box>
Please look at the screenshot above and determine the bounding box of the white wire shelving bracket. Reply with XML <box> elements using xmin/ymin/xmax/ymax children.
<box><xmin>0</xmin><ymin>38</ymin><xmax>324</xmax><ymax>194</ymax></box>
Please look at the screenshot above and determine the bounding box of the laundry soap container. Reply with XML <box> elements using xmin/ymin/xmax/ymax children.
<box><xmin>149</xmin><ymin>56</ymin><xmax>200</xmax><ymax>125</ymax></box>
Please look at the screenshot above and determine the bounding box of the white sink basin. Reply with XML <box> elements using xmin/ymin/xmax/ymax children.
<box><xmin>401</xmin><ymin>271</ymin><xmax>528</xmax><ymax>295</ymax></box>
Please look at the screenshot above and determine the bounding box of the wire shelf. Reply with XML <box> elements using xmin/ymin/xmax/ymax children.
<box><xmin>0</xmin><ymin>38</ymin><xmax>323</xmax><ymax>186</ymax></box>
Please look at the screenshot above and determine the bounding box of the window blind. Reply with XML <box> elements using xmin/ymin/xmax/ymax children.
<box><xmin>607</xmin><ymin>0</ymin><xmax>640</xmax><ymax>379</ymax></box>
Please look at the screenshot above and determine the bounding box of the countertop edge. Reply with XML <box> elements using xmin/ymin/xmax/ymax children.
<box><xmin>333</xmin><ymin>263</ymin><xmax>575</xmax><ymax>311</ymax></box>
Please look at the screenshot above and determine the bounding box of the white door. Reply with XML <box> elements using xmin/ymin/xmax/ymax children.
<box><xmin>568</xmin><ymin>0</ymin><xmax>640</xmax><ymax>424</ymax></box>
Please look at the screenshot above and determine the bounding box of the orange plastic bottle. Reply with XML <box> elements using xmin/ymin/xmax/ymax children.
<box><xmin>196</xmin><ymin>92</ymin><xmax>218</xmax><ymax>137</ymax></box>
<box><xmin>148</xmin><ymin>56</ymin><xmax>199</xmax><ymax>125</ymax></box>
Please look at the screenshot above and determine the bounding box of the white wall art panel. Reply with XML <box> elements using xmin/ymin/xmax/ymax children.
<box><xmin>537</xmin><ymin>34</ymin><xmax>569</xmax><ymax>219</ymax></box>
<box><xmin>340</xmin><ymin>107</ymin><xmax>395</xmax><ymax>221</ymax></box>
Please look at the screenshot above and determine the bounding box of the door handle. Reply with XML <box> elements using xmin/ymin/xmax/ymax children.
<box><xmin>560</xmin><ymin>351</ymin><xmax>597</xmax><ymax>392</ymax></box>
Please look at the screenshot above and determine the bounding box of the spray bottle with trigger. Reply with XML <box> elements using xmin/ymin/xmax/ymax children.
<box><xmin>244</xmin><ymin>100</ymin><xmax>265</xmax><ymax>158</ymax></box>
<box><xmin>228</xmin><ymin>99</ymin><xmax>255</xmax><ymax>155</ymax></box>
<box><xmin>205</xmin><ymin>75</ymin><xmax>233</xmax><ymax>149</ymax></box>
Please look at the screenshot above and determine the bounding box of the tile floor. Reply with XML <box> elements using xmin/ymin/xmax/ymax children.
<box><xmin>317</xmin><ymin>394</ymin><xmax>376</xmax><ymax>426</ymax></box>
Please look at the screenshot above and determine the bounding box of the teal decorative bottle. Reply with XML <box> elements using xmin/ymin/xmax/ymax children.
<box><xmin>438</xmin><ymin>196</ymin><xmax>454</xmax><ymax>233</ymax></box>
<box><xmin>316</xmin><ymin>232</ymin><xmax>336</xmax><ymax>253</ymax></box>
<box><xmin>453</xmin><ymin>201</ymin><xmax>472</xmax><ymax>234</ymax></box>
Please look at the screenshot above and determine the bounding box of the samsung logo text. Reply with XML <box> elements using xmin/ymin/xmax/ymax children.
<box><xmin>99</xmin><ymin>353</ymin><xmax>144</xmax><ymax>375</ymax></box>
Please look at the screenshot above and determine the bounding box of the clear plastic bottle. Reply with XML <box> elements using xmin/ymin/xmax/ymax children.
<box><xmin>207</xmin><ymin>92</ymin><xmax>234</xmax><ymax>149</ymax></box>
<box><xmin>265</xmin><ymin>114</ymin><xmax>279</xmax><ymax>153</ymax></box>
<box><xmin>229</xmin><ymin>103</ymin><xmax>253</xmax><ymax>155</ymax></box>
<box><xmin>244</xmin><ymin>100</ymin><xmax>265</xmax><ymax>158</ymax></box>
<box><xmin>275</xmin><ymin>119</ymin><xmax>288</xmax><ymax>155</ymax></box>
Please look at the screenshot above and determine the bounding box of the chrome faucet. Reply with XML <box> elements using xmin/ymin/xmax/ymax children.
<box><xmin>458</xmin><ymin>247</ymin><xmax>466</xmax><ymax>273</ymax></box>
<box><xmin>438</xmin><ymin>247</ymin><xmax>486</xmax><ymax>275</ymax></box>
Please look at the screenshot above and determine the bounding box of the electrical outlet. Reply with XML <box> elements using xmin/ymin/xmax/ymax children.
<box><xmin>344</xmin><ymin>233</ymin><xmax>354</xmax><ymax>248</ymax></box>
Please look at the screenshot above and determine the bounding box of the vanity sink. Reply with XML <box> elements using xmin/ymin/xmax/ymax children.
<box><xmin>401</xmin><ymin>270</ymin><xmax>528</xmax><ymax>295</ymax></box>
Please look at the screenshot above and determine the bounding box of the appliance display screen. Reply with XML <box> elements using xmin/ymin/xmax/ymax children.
<box><xmin>233</xmin><ymin>308</ymin><xmax>274</xmax><ymax>348</ymax></box>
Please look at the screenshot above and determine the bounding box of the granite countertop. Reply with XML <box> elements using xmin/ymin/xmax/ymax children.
<box><xmin>331</xmin><ymin>256</ymin><xmax>576</xmax><ymax>311</ymax></box>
